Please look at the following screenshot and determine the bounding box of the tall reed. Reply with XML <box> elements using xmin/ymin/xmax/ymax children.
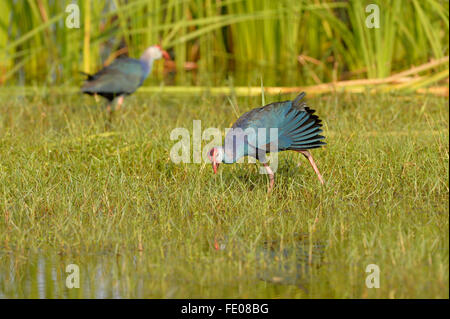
<box><xmin>0</xmin><ymin>0</ymin><xmax>448</xmax><ymax>86</ymax></box>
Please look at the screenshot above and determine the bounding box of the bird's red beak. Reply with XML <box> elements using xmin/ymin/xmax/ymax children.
<box><xmin>212</xmin><ymin>162</ymin><xmax>218</xmax><ymax>174</ymax></box>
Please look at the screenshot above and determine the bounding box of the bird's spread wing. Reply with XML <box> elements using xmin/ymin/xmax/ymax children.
<box><xmin>227</xmin><ymin>93</ymin><xmax>325</xmax><ymax>161</ymax></box>
<box><xmin>81</xmin><ymin>58</ymin><xmax>147</xmax><ymax>95</ymax></box>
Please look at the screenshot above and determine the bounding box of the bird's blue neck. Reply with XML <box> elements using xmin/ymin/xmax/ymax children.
<box><xmin>139</xmin><ymin>58</ymin><xmax>154</xmax><ymax>79</ymax></box>
<box><xmin>222</xmin><ymin>143</ymin><xmax>248</xmax><ymax>164</ymax></box>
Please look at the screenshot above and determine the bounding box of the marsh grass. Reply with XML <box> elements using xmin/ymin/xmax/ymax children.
<box><xmin>0</xmin><ymin>91</ymin><xmax>448</xmax><ymax>298</ymax></box>
<box><xmin>1</xmin><ymin>0</ymin><xmax>448</xmax><ymax>86</ymax></box>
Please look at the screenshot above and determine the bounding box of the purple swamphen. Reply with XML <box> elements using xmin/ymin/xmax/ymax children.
<box><xmin>208</xmin><ymin>92</ymin><xmax>325</xmax><ymax>192</ymax></box>
<box><xmin>81</xmin><ymin>45</ymin><xmax>170</xmax><ymax>112</ymax></box>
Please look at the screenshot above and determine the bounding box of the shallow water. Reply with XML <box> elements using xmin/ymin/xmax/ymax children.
<box><xmin>256</xmin><ymin>240</ymin><xmax>325</xmax><ymax>288</ymax></box>
<box><xmin>0</xmin><ymin>251</ymin><xmax>148</xmax><ymax>298</ymax></box>
<box><xmin>0</xmin><ymin>237</ymin><xmax>325</xmax><ymax>298</ymax></box>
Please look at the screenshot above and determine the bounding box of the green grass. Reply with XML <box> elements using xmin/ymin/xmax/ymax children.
<box><xmin>0</xmin><ymin>91</ymin><xmax>448</xmax><ymax>298</ymax></box>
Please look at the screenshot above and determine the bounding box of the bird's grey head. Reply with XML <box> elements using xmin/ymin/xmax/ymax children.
<box><xmin>140</xmin><ymin>45</ymin><xmax>170</xmax><ymax>64</ymax></box>
<box><xmin>208</xmin><ymin>146</ymin><xmax>224</xmax><ymax>174</ymax></box>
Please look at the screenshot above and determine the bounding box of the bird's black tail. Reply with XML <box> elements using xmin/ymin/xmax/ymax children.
<box><xmin>79</xmin><ymin>71</ymin><xmax>94</xmax><ymax>80</ymax></box>
<box><xmin>285</xmin><ymin>93</ymin><xmax>326</xmax><ymax>150</ymax></box>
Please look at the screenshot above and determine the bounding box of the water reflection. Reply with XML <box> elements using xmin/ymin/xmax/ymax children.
<box><xmin>0</xmin><ymin>252</ymin><xmax>134</xmax><ymax>298</ymax></box>
<box><xmin>0</xmin><ymin>234</ymin><xmax>326</xmax><ymax>298</ymax></box>
<box><xmin>256</xmin><ymin>238</ymin><xmax>325</xmax><ymax>289</ymax></box>
<box><xmin>214</xmin><ymin>233</ymin><xmax>326</xmax><ymax>290</ymax></box>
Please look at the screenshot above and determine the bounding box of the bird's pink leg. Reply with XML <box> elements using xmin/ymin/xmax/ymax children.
<box><xmin>297</xmin><ymin>150</ymin><xmax>324</xmax><ymax>185</ymax></box>
<box><xmin>263</xmin><ymin>163</ymin><xmax>275</xmax><ymax>193</ymax></box>
<box><xmin>116</xmin><ymin>96</ymin><xmax>124</xmax><ymax>111</ymax></box>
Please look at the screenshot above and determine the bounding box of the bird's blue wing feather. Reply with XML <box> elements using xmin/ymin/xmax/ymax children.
<box><xmin>82</xmin><ymin>58</ymin><xmax>148</xmax><ymax>94</ymax></box>
<box><xmin>225</xmin><ymin>93</ymin><xmax>325</xmax><ymax>162</ymax></box>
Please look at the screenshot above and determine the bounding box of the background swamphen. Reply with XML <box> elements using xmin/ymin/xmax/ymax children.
<box><xmin>81</xmin><ymin>45</ymin><xmax>170</xmax><ymax>112</ymax></box>
<box><xmin>208</xmin><ymin>92</ymin><xmax>325</xmax><ymax>192</ymax></box>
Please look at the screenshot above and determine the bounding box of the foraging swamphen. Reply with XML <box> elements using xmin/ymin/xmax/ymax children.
<box><xmin>81</xmin><ymin>45</ymin><xmax>170</xmax><ymax>111</ymax></box>
<box><xmin>208</xmin><ymin>92</ymin><xmax>325</xmax><ymax>192</ymax></box>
